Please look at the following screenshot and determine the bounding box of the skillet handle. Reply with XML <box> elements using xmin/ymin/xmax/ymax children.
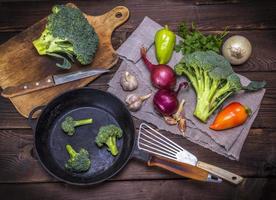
<box><xmin>27</xmin><ymin>106</ymin><xmax>45</xmax><ymax>130</ymax></box>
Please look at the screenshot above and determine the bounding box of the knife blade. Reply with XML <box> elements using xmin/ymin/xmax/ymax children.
<box><xmin>1</xmin><ymin>69</ymin><xmax>109</xmax><ymax>98</ymax></box>
<box><xmin>133</xmin><ymin>146</ymin><xmax>222</xmax><ymax>183</ymax></box>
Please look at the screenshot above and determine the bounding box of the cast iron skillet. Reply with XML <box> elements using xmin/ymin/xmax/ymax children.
<box><xmin>28</xmin><ymin>88</ymin><xmax>135</xmax><ymax>185</ymax></box>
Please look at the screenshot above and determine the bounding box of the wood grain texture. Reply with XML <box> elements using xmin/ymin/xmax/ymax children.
<box><xmin>0</xmin><ymin>128</ymin><xmax>275</xmax><ymax>183</ymax></box>
<box><xmin>1</xmin><ymin>31</ymin><xmax>276</xmax><ymax>73</ymax></box>
<box><xmin>0</xmin><ymin>0</ymin><xmax>276</xmax><ymax>199</ymax></box>
<box><xmin>0</xmin><ymin>180</ymin><xmax>237</xmax><ymax>200</ymax></box>
<box><xmin>1</xmin><ymin>75</ymin><xmax>55</xmax><ymax>98</ymax></box>
<box><xmin>0</xmin><ymin>70</ymin><xmax>275</xmax><ymax>129</ymax></box>
<box><xmin>148</xmin><ymin>156</ymin><xmax>210</xmax><ymax>182</ymax></box>
<box><xmin>0</xmin><ymin>0</ymin><xmax>276</xmax><ymax>32</ymax></box>
<box><xmin>0</xmin><ymin>4</ymin><xmax>129</xmax><ymax>117</ymax></box>
<box><xmin>0</xmin><ymin>178</ymin><xmax>275</xmax><ymax>200</ymax></box>
<box><xmin>196</xmin><ymin>161</ymin><xmax>243</xmax><ymax>184</ymax></box>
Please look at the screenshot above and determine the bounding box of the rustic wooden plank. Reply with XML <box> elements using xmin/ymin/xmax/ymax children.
<box><xmin>0</xmin><ymin>128</ymin><xmax>275</xmax><ymax>183</ymax></box>
<box><xmin>0</xmin><ymin>4</ymin><xmax>130</xmax><ymax>118</ymax></box>
<box><xmin>220</xmin><ymin>30</ymin><xmax>276</xmax><ymax>72</ymax></box>
<box><xmin>0</xmin><ymin>0</ymin><xmax>276</xmax><ymax>32</ymax></box>
<box><xmin>1</xmin><ymin>30</ymin><xmax>276</xmax><ymax>72</ymax></box>
<box><xmin>235</xmin><ymin>178</ymin><xmax>268</xmax><ymax>200</ymax></box>
<box><xmin>0</xmin><ymin>178</ymin><xmax>275</xmax><ymax>200</ymax></box>
<box><xmin>260</xmin><ymin>178</ymin><xmax>276</xmax><ymax>200</ymax></box>
<box><xmin>0</xmin><ymin>31</ymin><xmax>19</xmax><ymax>44</ymax></box>
<box><xmin>0</xmin><ymin>70</ymin><xmax>274</xmax><ymax>129</ymax></box>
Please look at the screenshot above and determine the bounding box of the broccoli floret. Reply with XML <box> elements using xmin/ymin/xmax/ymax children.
<box><xmin>95</xmin><ymin>124</ymin><xmax>123</xmax><ymax>156</ymax></box>
<box><xmin>33</xmin><ymin>5</ymin><xmax>99</xmax><ymax>69</ymax></box>
<box><xmin>65</xmin><ymin>144</ymin><xmax>91</xmax><ymax>173</ymax></box>
<box><xmin>61</xmin><ymin>116</ymin><xmax>93</xmax><ymax>136</ymax></box>
<box><xmin>175</xmin><ymin>51</ymin><xmax>266</xmax><ymax>122</ymax></box>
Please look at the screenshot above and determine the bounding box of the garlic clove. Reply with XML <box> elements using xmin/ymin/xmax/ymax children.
<box><xmin>173</xmin><ymin>99</ymin><xmax>185</xmax><ymax>122</ymax></box>
<box><xmin>125</xmin><ymin>93</ymin><xmax>151</xmax><ymax>112</ymax></box>
<box><xmin>120</xmin><ymin>71</ymin><xmax>138</xmax><ymax>91</ymax></box>
<box><xmin>128</xmin><ymin>101</ymin><xmax>142</xmax><ymax>111</ymax></box>
<box><xmin>178</xmin><ymin>117</ymin><xmax>186</xmax><ymax>135</ymax></box>
<box><xmin>163</xmin><ymin>115</ymin><xmax>178</xmax><ymax>125</ymax></box>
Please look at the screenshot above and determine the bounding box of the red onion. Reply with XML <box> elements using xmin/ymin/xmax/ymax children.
<box><xmin>153</xmin><ymin>82</ymin><xmax>188</xmax><ymax>116</ymax></box>
<box><xmin>141</xmin><ymin>47</ymin><xmax>176</xmax><ymax>89</ymax></box>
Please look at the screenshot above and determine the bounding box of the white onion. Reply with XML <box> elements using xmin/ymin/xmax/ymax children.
<box><xmin>222</xmin><ymin>35</ymin><xmax>252</xmax><ymax>65</ymax></box>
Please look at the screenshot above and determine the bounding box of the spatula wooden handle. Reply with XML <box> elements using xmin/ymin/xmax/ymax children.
<box><xmin>1</xmin><ymin>75</ymin><xmax>55</xmax><ymax>98</ymax></box>
<box><xmin>148</xmin><ymin>156</ymin><xmax>211</xmax><ymax>182</ymax></box>
<box><xmin>196</xmin><ymin>161</ymin><xmax>243</xmax><ymax>184</ymax></box>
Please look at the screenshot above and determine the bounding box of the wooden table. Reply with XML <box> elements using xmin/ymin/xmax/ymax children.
<box><xmin>0</xmin><ymin>1</ymin><xmax>275</xmax><ymax>199</ymax></box>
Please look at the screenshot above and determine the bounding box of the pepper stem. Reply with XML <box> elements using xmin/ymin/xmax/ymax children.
<box><xmin>164</xmin><ymin>25</ymin><xmax>169</xmax><ymax>30</ymax></box>
<box><xmin>244</xmin><ymin>105</ymin><xmax>252</xmax><ymax>116</ymax></box>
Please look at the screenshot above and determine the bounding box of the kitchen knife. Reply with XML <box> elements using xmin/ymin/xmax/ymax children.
<box><xmin>1</xmin><ymin>69</ymin><xmax>109</xmax><ymax>98</ymax></box>
<box><xmin>133</xmin><ymin>147</ymin><xmax>222</xmax><ymax>183</ymax></box>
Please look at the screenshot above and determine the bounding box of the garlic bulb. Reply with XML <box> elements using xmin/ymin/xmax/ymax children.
<box><xmin>120</xmin><ymin>71</ymin><xmax>138</xmax><ymax>91</ymax></box>
<box><xmin>222</xmin><ymin>35</ymin><xmax>252</xmax><ymax>65</ymax></box>
<box><xmin>163</xmin><ymin>99</ymin><xmax>186</xmax><ymax>134</ymax></box>
<box><xmin>125</xmin><ymin>93</ymin><xmax>151</xmax><ymax>112</ymax></box>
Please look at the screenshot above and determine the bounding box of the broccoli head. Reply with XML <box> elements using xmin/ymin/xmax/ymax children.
<box><xmin>65</xmin><ymin>144</ymin><xmax>91</xmax><ymax>173</ymax></box>
<box><xmin>175</xmin><ymin>51</ymin><xmax>266</xmax><ymax>122</ymax></box>
<box><xmin>33</xmin><ymin>5</ymin><xmax>99</xmax><ymax>69</ymax></box>
<box><xmin>61</xmin><ymin>116</ymin><xmax>93</xmax><ymax>136</ymax></box>
<box><xmin>95</xmin><ymin>124</ymin><xmax>123</xmax><ymax>156</ymax></box>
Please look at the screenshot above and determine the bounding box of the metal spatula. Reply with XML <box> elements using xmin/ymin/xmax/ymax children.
<box><xmin>138</xmin><ymin>123</ymin><xmax>243</xmax><ymax>185</ymax></box>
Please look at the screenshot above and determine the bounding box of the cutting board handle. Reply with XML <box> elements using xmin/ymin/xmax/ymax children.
<box><xmin>86</xmin><ymin>6</ymin><xmax>130</xmax><ymax>34</ymax></box>
<box><xmin>0</xmin><ymin>4</ymin><xmax>130</xmax><ymax>118</ymax></box>
<box><xmin>104</xmin><ymin>6</ymin><xmax>130</xmax><ymax>30</ymax></box>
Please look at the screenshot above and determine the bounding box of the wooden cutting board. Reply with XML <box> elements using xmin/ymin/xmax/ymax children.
<box><xmin>0</xmin><ymin>3</ymin><xmax>129</xmax><ymax>118</ymax></box>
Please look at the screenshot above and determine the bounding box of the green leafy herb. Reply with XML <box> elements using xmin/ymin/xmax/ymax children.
<box><xmin>175</xmin><ymin>22</ymin><xmax>228</xmax><ymax>55</ymax></box>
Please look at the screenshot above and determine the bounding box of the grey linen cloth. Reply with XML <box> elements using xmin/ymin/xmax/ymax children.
<box><xmin>108</xmin><ymin>17</ymin><xmax>265</xmax><ymax>160</ymax></box>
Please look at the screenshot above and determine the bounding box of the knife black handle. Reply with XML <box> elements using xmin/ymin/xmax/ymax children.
<box><xmin>1</xmin><ymin>75</ymin><xmax>55</xmax><ymax>98</ymax></box>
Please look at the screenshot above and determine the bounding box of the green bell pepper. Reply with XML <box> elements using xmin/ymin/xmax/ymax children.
<box><xmin>154</xmin><ymin>25</ymin><xmax>176</xmax><ymax>64</ymax></box>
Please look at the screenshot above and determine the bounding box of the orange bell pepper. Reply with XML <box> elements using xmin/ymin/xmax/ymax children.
<box><xmin>209</xmin><ymin>102</ymin><xmax>251</xmax><ymax>131</ymax></box>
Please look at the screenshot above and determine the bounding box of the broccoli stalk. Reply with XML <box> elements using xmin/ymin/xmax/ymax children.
<box><xmin>95</xmin><ymin>124</ymin><xmax>123</xmax><ymax>156</ymax></box>
<box><xmin>33</xmin><ymin>29</ymin><xmax>75</xmax><ymax>68</ymax></box>
<box><xmin>61</xmin><ymin>116</ymin><xmax>93</xmax><ymax>136</ymax></box>
<box><xmin>65</xmin><ymin>144</ymin><xmax>91</xmax><ymax>173</ymax></box>
<box><xmin>66</xmin><ymin>144</ymin><xmax>77</xmax><ymax>158</ymax></box>
<box><xmin>175</xmin><ymin>51</ymin><xmax>266</xmax><ymax>122</ymax></box>
<box><xmin>105</xmin><ymin>136</ymin><xmax>119</xmax><ymax>156</ymax></box>
<box><xmin>32</xmin><ymin>5</ymin><xmax>99</xmax><ymax>69</ymax></box>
